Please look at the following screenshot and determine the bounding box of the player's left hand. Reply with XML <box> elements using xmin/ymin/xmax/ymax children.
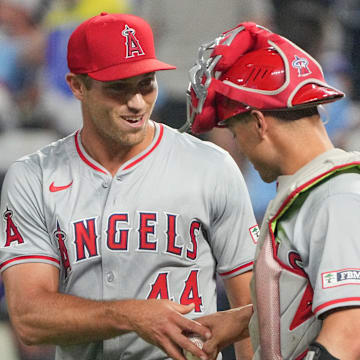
<box><xmin>194</xmin><ymin>304</ymin><xmax>253</xmax><ymax>359</ymax></box>
<box><xmin>127</xmin><ymin>299</ymin><xmax>211</xmax><ymax>360</ymax></box>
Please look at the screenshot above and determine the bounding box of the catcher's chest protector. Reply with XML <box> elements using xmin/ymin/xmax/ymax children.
<box><xmin>250</xmin><ymin>151</ymin><xmax>360</xmax><ymax>360</ymax></box>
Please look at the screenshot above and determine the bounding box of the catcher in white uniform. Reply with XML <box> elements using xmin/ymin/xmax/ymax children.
<box><xmin>0</xmin><ymin>13</ymin><xmax>258</xmax><ymax>360</ymax></box>
<box><xmin>184</xmin><ymin>22</ymin><xmax>360</xmax><ymax>359</ymax></box>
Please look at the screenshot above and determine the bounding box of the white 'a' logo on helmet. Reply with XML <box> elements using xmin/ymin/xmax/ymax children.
<box><xmin>292</xmin><ymin>55</ymin><xmax>312</xmax><ymax>77</ymax></box>
<box><xmin>122</xmin><ymin>24</ymin><xmax>145</xmax><ymax>58</ymax></box>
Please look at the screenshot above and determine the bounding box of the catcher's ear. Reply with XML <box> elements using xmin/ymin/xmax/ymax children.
<box><xmin>66</xmin><ymin>73</ymin><xmax>86</xmax><ymax>100</ymax></box>
<box><xmin>250</xmin><ymin>110</ymin><xmax>268</xmax><ymax>139</ymax></box>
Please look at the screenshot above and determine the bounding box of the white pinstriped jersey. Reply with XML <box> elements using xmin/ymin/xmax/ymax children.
<box><xmin>0</xmin><ymin>122</ymin><xmax>258</xmax><ymax>360</ymax></box>
<box><xmin>249</xmin><ymin>149</ymin><xmax>360</xmax><ymax>360</ymax></box>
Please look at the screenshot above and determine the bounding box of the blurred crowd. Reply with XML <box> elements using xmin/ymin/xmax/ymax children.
<box><xmin>0</xmin><ymin>0</ymin><xmax>359</xmax><ymax>359</ymax></box>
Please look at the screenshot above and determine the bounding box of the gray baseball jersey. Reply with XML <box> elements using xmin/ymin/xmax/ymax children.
<box><xmin>249</xmin><ymin>148</ymin><xmax>360</xmax><ymax>360</ymax></box>
<box><xmin>0</xmin><ymin>122</ymin><xmax>258</xmax><ymax>360</ymax></box>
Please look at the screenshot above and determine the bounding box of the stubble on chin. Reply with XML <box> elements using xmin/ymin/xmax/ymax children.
<box><xmin>103</xmin><ymin>127</ymin><xmax>147</xmax><ymax>148</ymax></box>
<box><xmin>89</xmin><ymin>106</ymin><xmax>154</xmax><ymax>150</ymax></box>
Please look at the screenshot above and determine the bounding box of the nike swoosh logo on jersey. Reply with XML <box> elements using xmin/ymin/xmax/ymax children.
<box><xmin>49</xmin><ymin>181</ymin><xmax>73</xmax><ymax>192</ymax></box>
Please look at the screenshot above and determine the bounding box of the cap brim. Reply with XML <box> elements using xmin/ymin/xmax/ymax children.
<box><xmin>87</xmin><ymin>58</ymin><xmax>176</xmax><ymax>81</ymax></box>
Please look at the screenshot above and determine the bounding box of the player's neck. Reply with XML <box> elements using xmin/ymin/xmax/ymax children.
<box><xmin>276</xmin><ymin>119</ymin><xmax>334</xmax><ymax>176</ymax></box>
<box><xmin>80</xmin><ymin>122</ymin><xmax>155</xmax><ymax>177</ymax></box>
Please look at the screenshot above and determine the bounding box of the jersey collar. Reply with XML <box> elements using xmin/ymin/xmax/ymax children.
<box><xmin>74</xmin><ymin>122</ymin><xmax>164</xmax><ymax>174</ymax></box>
<box><xmin>276</xmin><ymin>148</ymin><xmax>345</xmax><ymax>193</ymax></box>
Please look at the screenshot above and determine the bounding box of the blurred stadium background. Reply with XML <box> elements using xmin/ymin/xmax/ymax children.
<box><xmin>0</xmin><ymin>0</ymin><xmax>359</xmax><ymax>358</ymax></box>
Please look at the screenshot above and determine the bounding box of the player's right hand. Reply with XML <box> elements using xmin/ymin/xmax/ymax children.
<box><xmin>196</xmin><ymin>304</ymin><xmax>253</xmax><ymax>359</ymax></box>
<box><xmin>127</xmin><ymin>299</ymin><xmax>211</xmax><ymax>360</ymax></box>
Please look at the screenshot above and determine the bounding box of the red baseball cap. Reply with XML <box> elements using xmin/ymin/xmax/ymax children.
<box><xmin>67</xmin><ymin>12</ymin><xmax>176</xmax><ymax>81</ymax></box>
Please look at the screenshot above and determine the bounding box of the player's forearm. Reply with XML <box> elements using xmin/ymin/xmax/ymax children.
<box><xmin>223</xmin><ymin>272</ymin><xmax>253</xmax><ymax>358</ymax></box>
<box><xmin>219</xmin><ymin>306</ymin><xmax>252</xmax><ymax>347</ymax></box>
<box><xmin>315</xmin><ymin>308</ymin><xmax>360</xmax><ymax>359</ymax></box>
<box><xmin>234</xmin><ymin>337</ymin><xmax>253</xmax><ymax>360</ymax></box>
<box><xmin>10</xmin><ymin>291</ymin><xmax>134</xmax><ymax>346</ymax></box>
<box><xmin>3</xmin><ymin>263</ymin><xmax>212</xmax><ymax>360</ymax></box>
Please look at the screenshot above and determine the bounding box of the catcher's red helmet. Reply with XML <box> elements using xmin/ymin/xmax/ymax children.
<box><xmin>182</xmin><ymin>22</ymin><xmax>345</xmax><ymax>134</ymax></box>
<box><xmin>216</xmin><ymin>47</ymin><xmax>344</xmax><ymax>122</ymax></box>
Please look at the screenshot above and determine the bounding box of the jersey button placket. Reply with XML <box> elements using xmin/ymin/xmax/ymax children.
<box><xmin>106</xmin><ymin>271</ymin><xmax>115</xmax><ymax>283</ymax></box>
<box><xmin>101</xmin><ymin>175</ymin><xmax>115</xmax><ymax>294</ymax></box>
<box><xmin>102</xmin><ymin>171</ymin><xmax>128</xmax><ymax>295</ymax></box>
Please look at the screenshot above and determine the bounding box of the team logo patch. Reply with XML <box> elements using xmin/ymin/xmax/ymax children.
<box><xmin>292</xmin><ymin>55</ymin><xmax>312</xmax><ymax>77</ymax></box>
<box><xmin>3</xmin><ymin>207</ymin><xmax>24</xmax><ymax>246</ymax></box>
<box><xmin>249</xmin><ymin>224</ymin><xmax>260</xmax><ymax>244</ymax></box>
<box><xmin>322</xmin><ymin>268</ymin><xmax>360</xmax><ymax>289</ymax></box>
<box><xmin>122</xmin><ymin>24</ymin><xmax>145</xmax><ymax>58</ymax></box>
<box><xmin>54</xmin><ymin>221</ymin><xmax>71</xmax><ymax>278</ymax></box>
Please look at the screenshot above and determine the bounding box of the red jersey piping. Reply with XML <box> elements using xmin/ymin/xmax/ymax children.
<box><xmin>74</xmin><ymin>124</ymin><xmax>164</xmax><ymax>173</ymax></box>
<box><xmin>124</xmin><ymin>124</ymin><xmax>164</xmax><ymax>170</ymax></box>
<box><xmin>74</xmin><ymin>131</ymin><xmax>107</xmax><ymax>174</ymax></box>
<box><xmin>219</xmin><ymin>261</ymin><xmax>254</xmax><ymax>277</ymax></box>
<box><xmin>0</xmin><ymin>255</ymin><xmax>60</xmax><ymax>270</ymax></box>
<box><xmin>314</xmin><ymin>297</ymin><xmax>360</xmax><ymax>314</ymax></box>
<box><xmin>269</xmin><ymin>162</ymin><xmax>360</xmax><ymax>275</ymax></box>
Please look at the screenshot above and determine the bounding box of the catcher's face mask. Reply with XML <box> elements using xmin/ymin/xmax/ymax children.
<box><xmin>182</xmin><ymin>22</ymin><xmax>344</xmax><ymax>134</ymax></box>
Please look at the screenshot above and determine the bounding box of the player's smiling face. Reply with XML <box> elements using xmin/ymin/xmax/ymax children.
<box><xmin>82</xmin><ymin>72</ymin><xmax>158</xmax><ymax>147</ymax></box>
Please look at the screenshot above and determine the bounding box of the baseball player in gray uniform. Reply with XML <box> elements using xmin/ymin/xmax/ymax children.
<box><xmin>0</xmin><ymin>13</ymin><xmax>258</xmax><ymax>360</ymax></box>
<box><xmin>183</xmin><ymin>22</ymin><xmax>360</xmax><ymax>359</ymax></box>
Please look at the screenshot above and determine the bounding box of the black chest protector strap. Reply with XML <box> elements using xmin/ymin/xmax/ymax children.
<box><xmin>306</xmin><ymin>342</ymin><xmax>340</xmax><ymax>360</ymax></box>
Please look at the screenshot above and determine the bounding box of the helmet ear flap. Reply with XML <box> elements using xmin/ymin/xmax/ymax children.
<box><xmin>192</xmin><ymin>106</ymin><xmax>217</xmax><ymax>134</ymax></box>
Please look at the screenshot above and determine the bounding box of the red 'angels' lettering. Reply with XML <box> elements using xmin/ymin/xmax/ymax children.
<box><xmin>147</xmin><ymin>270</ymin><xmax>203</xmax><ymax>312</ymax></box>
<box><xmin>289</xmin><ymin>282</ymin><xmax>314</xmax><ymax>330</ymax></box>
<box><xmin>54</xmin><ymin>221</ymin><xmax>71</xmax><ymax>278</ymax></box>
<box><xmin>107</xmin><ymin>214</ymin><xmax>130</xmax><ymax>250</ymax></box>
<box><xmin>166</xmin><ymin>214</ymin><xmax>182</xmax><ymax>256</ymax></box>
<box><xmin>73</xmin><ymin>218</ymin><xmax>98</xmax><ymax>261</ymax></box>
<box><xmin>72</xmin><ymin>213</ymin><xmax>201</xmax><ymax>262</ymax></box>
<box><xmin>3</xmin><ymin>208</ymin><xmax>24</xmax><ymax>247</ymax></box>
<box><xmin>288</xmin><ymin>251</ymin><xmax>307</xmax><ymax>278</ymax></box>
<box><xmin>138</xmin><ymin>213</ymin><xmax>157</xmax><ymax>250</ymax></box>
<box><xmin>187</xmin><ymin>221</ymin><xmax>201</xmax><ymax>260</ymax></box>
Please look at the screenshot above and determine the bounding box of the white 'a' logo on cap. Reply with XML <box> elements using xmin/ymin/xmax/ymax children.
<box><xmin>122</xmin><ymin>24</ymin><xmax>145</xmax><ymax>58</ymax></box>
